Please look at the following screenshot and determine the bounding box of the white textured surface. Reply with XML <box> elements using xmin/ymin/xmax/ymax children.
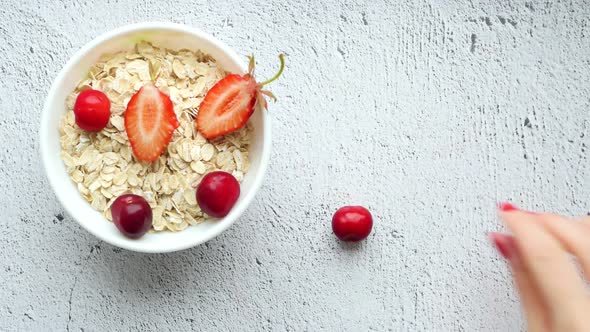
<box><xmin>1</xmin><ymin>1</ymin><xmax>589</xmax><ymax>331</ymax></box>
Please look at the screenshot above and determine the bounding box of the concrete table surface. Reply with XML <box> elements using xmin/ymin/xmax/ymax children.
<box><xmin>1</xmin><ymin>0</ymin><xmax>589</xmax><ymax>331</ymax></box>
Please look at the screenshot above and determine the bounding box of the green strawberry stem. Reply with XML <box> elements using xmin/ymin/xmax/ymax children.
<box><xmin>258</xmin><ymin>54</ymin><xmax>285</xmax><ymax>87</ymax></box>
<box><xmin>247</xmin><ymin>55</ymin><xmax>256</xmax><ymax>75</ymax></box>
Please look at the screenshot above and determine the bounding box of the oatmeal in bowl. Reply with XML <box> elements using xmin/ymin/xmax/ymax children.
<box><xmin>41</xmin><ymin>23</ymin><xmax>278</xmax><ymax>252</ymax></box>
<box><xmin>60</xmin><ymin>42</ymin><xmax>253</xmax><ymax>233</ymax></box>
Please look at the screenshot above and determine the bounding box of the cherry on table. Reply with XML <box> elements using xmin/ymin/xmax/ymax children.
<box><xmin>332</xmin><ymin>206</ymin><xmax>373</xmax><ymax>242</ymax></box>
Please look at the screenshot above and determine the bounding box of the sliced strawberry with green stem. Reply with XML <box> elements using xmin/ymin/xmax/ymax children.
<box><xmin>196</xmin><ymin>54</ymin><xmax>284</xmax><ymax>139</ymax></box>
<box><xmin>125</xmin><ymin>83</ymin><xmax>180</xmax><ymax>162</ymax></box>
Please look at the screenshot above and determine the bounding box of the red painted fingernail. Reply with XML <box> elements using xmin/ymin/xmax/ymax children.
<box><xmin>498</xmin><ymin>202</ymin><xmax>518</xmax><ymax>212</ymax></box>
<box><xmin>489</xmin><ymin>232</ymin><xmax>514</xmax><ymax>260</ymax></box>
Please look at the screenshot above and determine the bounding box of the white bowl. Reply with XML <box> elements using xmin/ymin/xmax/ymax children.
<box><xmin>40</xmin><ymin>22</ymin><xmax>271</xmax><ymax>253</ymax></box>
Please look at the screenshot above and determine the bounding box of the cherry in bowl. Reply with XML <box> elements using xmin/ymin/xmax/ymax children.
<box><xmin>111</xmin><ymin>194</ymin><xmax>152</xmax><ymax>239</ymax></box>
<box><xmin>73</xmin><ymin>89</ymin><xmax>111</xmax><ymax>132</ymax></box>
<box><xmin>196</xmin><ymin>171</ymin><xmax>240</xmax><ymax>218</ymax></box>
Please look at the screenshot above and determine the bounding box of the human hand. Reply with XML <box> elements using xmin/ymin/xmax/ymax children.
<box><xmin>490</xmin><ymin>203</ymin><xmax>590</xmax><ymax>332</ymax></box>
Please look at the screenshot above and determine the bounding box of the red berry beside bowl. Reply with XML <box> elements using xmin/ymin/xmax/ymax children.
<box><xmin>332</xmin><ymin>206</ymin><xmax>373</xmax><ymax>242</ymax></box>
<box><xmin>111</xmin><ymin>194</ymin><xmax>153</xmax><ymax>238</ymax></box>
<box><xmin>196</xmin><ymin>171</ymin><xmax>240</xmax><ymax>218</ymax></box>
<box><xmin>73</xmin><ymin>89</ymin><xmax>111</xmax><ymax>132</ymax></box>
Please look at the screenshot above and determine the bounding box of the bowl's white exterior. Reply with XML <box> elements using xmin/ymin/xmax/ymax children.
<box><xmin>40</xmin><ymin>22</ymin><xmax>271</xmax><ymax>253</ymax></box>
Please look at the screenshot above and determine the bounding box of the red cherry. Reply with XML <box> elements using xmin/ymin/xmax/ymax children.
<box><xmin>111</xmin><ymin>194</ymin><xmax>152</xmax><ymax>238</ymax></box>
<box><xmin>332</xmin><ymin>206</ymin><xmax>373</xmax><ymax>242</ymax></box>
<box><xmin>196</xmin><ymin>171</ymin><xmax>240</xmax><ymax>218</ymax></box>
<box><xmin>73</xmin><ymin>89</ymin><xmax>111</xmax><ymax>132</ymax></box>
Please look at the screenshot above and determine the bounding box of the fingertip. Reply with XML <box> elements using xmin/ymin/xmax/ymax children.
<box><xmin>496</xmin><ymin>202</ymin><xmax>523</xmax><ymax>226</ymax></box>
<box><xmin>496</xmin><ymin>201</ymin><xmax>540</xmax><ymax>216</ymax></box>
<box><xmin>497</xmin><ymin>210</ymin><xmax>542</xmax><ymax>239</ymax></box>
<box><xmin>489</xmin><ymin>232</ymin><xmax>516</xmax><ymax>260</ymax></box>
<box><xmin>497</xmin><ymin>209</ymin><xmax>519</xmax><ymax>225</ymax></box>
<box><xmin>498</xmin><ymin>201</ymin><xmax>519</xmax><ymax>212</ymax></box>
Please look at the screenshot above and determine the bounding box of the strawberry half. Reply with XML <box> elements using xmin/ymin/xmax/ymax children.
<box><xmin>125</xmin><ymin>83</ymin><xmax>180</xmax><ymax>162</ymax></box>
<box><xmin>196</xmin><ymin>54</ymin><xmax>284</xmax><ymax>139</ymax></box>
